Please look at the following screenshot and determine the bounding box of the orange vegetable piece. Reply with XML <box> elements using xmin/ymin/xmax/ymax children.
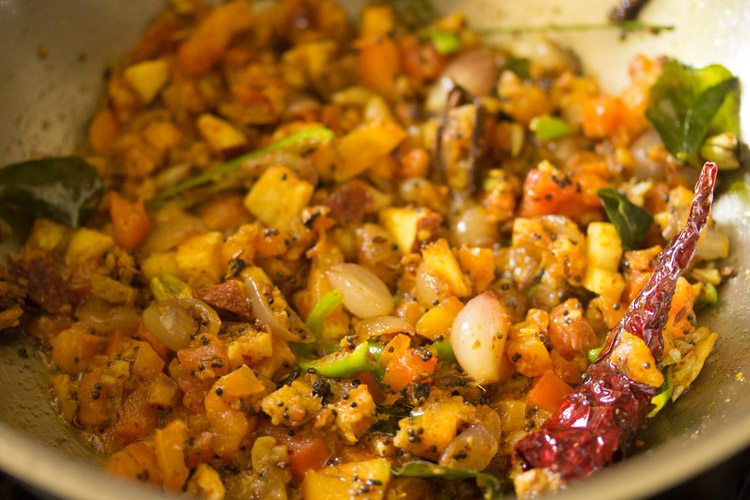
<box><xmin>583</xmin><ymin>94</ymin><xmax>624</xmax><ymax>139</ymax></box>
<box><xmin>383</xmin><ymin>347</ymin><xmax>438</xmax><ymax>392</ymax></box>
<box><xmin>107</xmin><ymin>192</ymin><xmax>152</xmax><ymax>250</ymax></box>
<box><xmin>88</xmin><ymin>108</ymin><xmax>119</xmax><ymax>154</ymax></box>
<box><xmin>177</xmin><ymin>1</ymin><xmax>253</xmax><ymax>75</ymax></box>
<box><xmin>548</xmin><ymin>299</ymin><xmax>599</xmax><ymax>358</ymax></box>
<box><xmin>105</xmin><ymin>441</ymin><xmax>162</xmax><ymax>487</ymax></box>
<box><xmin>288</xmin><ymin>437</ymin><xmax>330</xmax><ymax>480</ymax></box>
<box><xmin>357</xmin><ymin>35</ymin><xmax>400</xmax><ymax>98</ymax></box>
<box><xmin>154</xmin><ymin>419</ymin><xmax>190</xmax><ymax>492</ymax></box>
<box><xmin>116</xmin><ymin>385</ymin><xmax>158</xmax><ymax>442</ymax></box>
<box><xmin>526</xmin><ymin>369</ymin><xmax>574</xmax><ymax>413</ymax></box>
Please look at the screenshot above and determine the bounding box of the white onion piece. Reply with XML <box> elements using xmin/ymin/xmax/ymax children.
<box><xmin>142</xmin><ymin>208</ymin><xmax>207</xmax><ymax>254</ymax></box>
<box><xmin>631</xmin><ymin>130</ymin><xmax>666</xmax><ymax>181</ymax></box>
<box><xmin>444</xmin><ymin>50</ymin><xmax>497</xmax><ymax>97</ymax></box>
<box><xmin>452</xmin><ymin>205</ymin><xmax>499</xmax><ymax>248</ymax></box>
<box><xmin>450</xmin><ymin>291</ymin><xmax>510</xmax><ymax>384</ymax></box>
<box><xmin>327</xmin><ymin>263</ymin><xmax>393</xmax><ymax>319</ymax></box>
<box><xmin>355</xmin><ymin>315</ymin><xmax>415</xmax><ymax>338</ymax></box>
<box><xmin>414</xmin><ymin>261</ymin><xmax>451</xmax><ymax>308</ymax></box>
<box><xmin>439</xmin><ymin>423</ymin><xmax>499</xmax><ymax>471</ymax></box>
<box><xmin>142</xmin><ymin>298</ymin><xmax>221</xmax><ymax>351</ymax></box>
<box><xmin>143</xmin><ymin>299</ymin><xmax>197</xmax><ymax>351</ymax></box>
<box><xmin>243</xmin><ymin>275</ymin><xmax>312</xmax><ymax>342</ymax></box>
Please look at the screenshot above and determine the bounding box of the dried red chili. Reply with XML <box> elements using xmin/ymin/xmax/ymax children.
<box><xmin>514</xmin><ymin>162</ymin><xmax>718</xmax><ymax>480</ymax></box>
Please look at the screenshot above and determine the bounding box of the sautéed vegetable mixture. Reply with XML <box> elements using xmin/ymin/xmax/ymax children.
<box><xmin>0</xmin><ymin>0</ymin><xmax>741</xmax><ymax>498</ymax></box>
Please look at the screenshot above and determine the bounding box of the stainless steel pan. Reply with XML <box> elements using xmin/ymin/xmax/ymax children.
<box><xmin>0</xmin><ymin>1</ymin><xmax>748</xmax><ymax>498</ymax></box>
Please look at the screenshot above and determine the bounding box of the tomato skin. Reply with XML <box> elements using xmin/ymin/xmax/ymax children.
<box><xmin>519</xmin><ymin>166</ymin><xmax>605</xmax><ymax>222</ymax></box>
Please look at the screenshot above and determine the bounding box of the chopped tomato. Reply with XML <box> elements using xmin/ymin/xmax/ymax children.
<box><xmin>107</xmin><ymin>192</ymin><xmax>152</xmax><ymax>250</ymax></box>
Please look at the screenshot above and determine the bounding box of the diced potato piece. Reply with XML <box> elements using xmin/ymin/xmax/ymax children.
<box><xmin>334</xmin><ymin>120</ymin><xmax>406</xmax><ymax>182</ymax></box>
<box><xmin>394</xmin><ymin>395</ymin><xmax>475</xmax><ymax>461</ymax></box>
<box><xmin>27</xmin><ymin>218</ymin><xmax>68</xmax><ymax>251</ymax></box>
<box><xmin>421</xmin><ymin>239</ymin><xmax>471</xmax><ymax>297</ymax></box>
<box><xmin>697</xmin><ymin>227</ymin><xmax>730</xmax><ymax>260</ymax></box>
<box><xmin>186</xmin><ymin>464</ymin><xmax>225</xmax><ymax>500</ymax></box>
<box><xmin>176</xmin><ymin>231</ymin><xmax>225</xmax><ymax>285</ymax></box>
<box><xmin>147</xmin><ymin>373</ymin><xmax>180</xmax><ymax>408</ymax></box>
<box><xmin>360</xmin><ymin>6</ymin><xmax>395</xmax><ymax>38</ymax></box>
<box><xmin>133</xmin><ymin>342</ymin><xmax>165</xmax><ymax>381</ymax></box>
<box><xmin>66</xmin><ymin>228</ymin><xmax>114</xmax><ymax>264</ymax></box>
<box><xmin>123</xmin><ymin>59</ymin><xmax>170</xmax><ymax>104</ymax></box>
<box><xmin>261</xmin><ymin>380</ymin><xmax>322</xmax><ymax>427</ymax></box>
<box><xmin>244</xmin><ymin>166</ymin><xmax>313</xmax><ymax>234</ymax></box>
<box><xmin>379</xmin><ymin>207</ymin><xmax>420</xmax><ymax>254</ymax></box>
<box><xmin>142</xmin><ymin>120</ymin><xmax>182</xmax><ymax>152</ymax></box>
<box><xmin>334</xmin><ymin>384</ymin><xmax>376</xmax><ymax>444</ymax></box>
<box><xmin>197</xmin><ymin>113</ymin><xmax>247</xmax><ymax>152</ymax></box>
<box><xmin>586</xmin><ymin>222</ymin><xmax>622</xmax><ymax>272</ymax></box>
<box><xmin>50</xmin><ymin>323</ymin><xmax>107</xmax><ymax>374</ymax></box>
<box><xmin>496</xmin><ymin>399</ymin><xmax>527</xmax><ymax>432</ymax></box>
<box><xmin>222</xmin><ymin>223</ymin><xmax>259</xmax><ymax>266</ymax></box>
<box><xmin>226</xmin><ymin>326</ymin><xmax>273</xmax><ymax>369</ymax></box>
<box><xmin>89</xmin><ymin>274</ymin><xmax>137</xmax><ymax>305</ymax></box>
<box><xmin>303</xmin><ymin>458</ymin><xmax>391</xmax><ymax>500</ymax></box>
<box><xmin>141</xmin><ymin>251</ymin><xmax>181</xmax><ymax>281</ymax></box>
<box><xmin>582</xmin><ymin>267</ymin><xmax>626</xmax><ymax>299</ymax></box>
<box><xmin>415</xmin><ymin>296</ymin><xmax>463</xmax><ymax>340</ymax></box>
<box><xmin>153</xmin><ymin>419</ymin><xmax>190</xmax><ymax>492</ymax></box>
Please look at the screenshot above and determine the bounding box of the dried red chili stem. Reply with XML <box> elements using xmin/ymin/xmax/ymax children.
<box><xmin>514</xmin><ymin>162</ymin><xmax>718</xmax><ymax>481</ymax></box>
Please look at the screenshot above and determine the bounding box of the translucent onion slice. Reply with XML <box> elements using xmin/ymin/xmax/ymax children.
<box><xmin>355</xmin><ymin>315</ymin><xmax>415</xmax><ymax>338</ymax></box>
<box><xmin>327</xmin><ymin>263</ymin><xmax>393</xmax><ymax>319</ymax></box>
<box><xmin>142</xmin><ymin>298</ymin><xmax>220</xmax><ymax>351</ymax></box>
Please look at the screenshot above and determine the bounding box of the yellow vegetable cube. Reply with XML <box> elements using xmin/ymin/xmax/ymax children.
<box><xmin>585</xmin><ymin>222</ymin><xmax>622</xmax><ymax>272</ymax></box>
<box><xmin>582</xmin><ymin>267</ymin><xmax>626</xmax><ymax>299</ymax></box>
<box><xmin>302</xmin><ymin>458</ymin><xmax>391</xmax><ymax>500</ymax></box>
<box><xmin>244</xmin><ymin>166</ymin><xmax>313</xmax><ymax>234</ymax></box>
<box><xmin>176</xmin><ymin>231</ymin><xmax>225</xmax><ymax>285</ymax></box>
<box><xmin>123</xmin><ymin>59</ymin><xmax>170</xmax><ymax>104</ymax></box>
<box><xmin>334</xmin><ymin>120</ymin><xmax>406</xmax><ymax>182</ymax></box>
<box><xmin>415</xmin><ymin>296</ymin><xmax>464</xmax><ymax>340</ymax></box>
<box><xmin>197</xmin><ymin>113</ymin><xmax>247</xmax><ymax>152</ymax></box>
<box><xmin>421</xmin><ymin>239</ymin><xmax>471</xmax><ymax>297</ymax></box>
<box><xmin>66</xmin><ymin>228</ymin><xmax>114</xmax><ymax>264</ymax></box>
<box><xmin>141</xmin><ymin>251</ymin><xmax>181</xmax><ymax>281</ymax></box>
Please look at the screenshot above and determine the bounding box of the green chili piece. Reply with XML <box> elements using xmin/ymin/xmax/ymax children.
<box><xmin>530</xmin><ymin>115</ymin><xmax>575</xmax><ymax>141</ymax></box>
<box><xmin>587</xmin><ymin>346</ymin><xmax>604</xmax><ymax>363</ymax></box>
<box><xmin>305</xmin><ymin>289</ymin><xmax>344</xmax><ymax>337</ymax></box>
<box><xmin>422</xmin><ymin>29</ymin><xmax>461</xmax><ymax>54</ymax></box>
<box><xmin>431</xmin><ymin>339</ymin><xmax>456</xmax><ymax>363</ymax></box>
<box><xmin>298</xmin><ymin>341</ymin><xmax>377</xmax><ymax>378</ymax></box>
<box><xmin>648</xmin><ymin>368</ymin><xmax>673</xmax><ymax>418</ymax></box>
<box><xmin>158</xmin><ymin>126</ymin><xmax>334</xmax><ymax>200</ymax></box>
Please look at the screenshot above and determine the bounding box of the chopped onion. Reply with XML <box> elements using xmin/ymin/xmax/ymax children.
<box><xmin>78</xmin><ymin>299</ymin><xmax>139</xmax><ymax>334</ymax></box>
<box><xmin>355</xmin><ymin>315</ymin><xmax>415</xmax><ymax>338</ymax></box>
<box><xmin>142</xmin><ymin>207</ymin><xmax>207</xmax><ymax>254</ymax></box>
<box><xmin>244</xmin><ymin>273</ymin><xmax>312</xmax><ymax>343</ymax></box>
<box><xmin>327</xmin><ymin>263</ymin><xmax>393</xmax><ymax>319</ymax></box>
<box><xmin>451</xmin><ymin>291</ymin><xmax>510</xmax><ymax>384</ymax></box>
<box><xmin>444</xmin><ymin>50</ymin><xmax>497</xmax><ymax>97</ymax></box>
<box><xmin>439</xmin><ymin>423</ymin><xmax>499</xmax><ymax>471</ymax></box>
<box><xmin>414</xmin><ymin>261</ymin><xmax>451</xmax><ymax>308</ymax></box>
<box><xmin>452</xmin><ymin>205</ymin><xmax>499</xmax><ymax>248</ymax></box>
<box><xmin>142</xmin><ymin>298</ymin><xmax>220</xmax><ymax>351</ymax></box>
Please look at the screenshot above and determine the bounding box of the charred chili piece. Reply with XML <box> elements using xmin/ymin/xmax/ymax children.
<box><xmin>514</xmin><ymin>162</ymin><xmax>718</xmax><ymax>481</ymax></box>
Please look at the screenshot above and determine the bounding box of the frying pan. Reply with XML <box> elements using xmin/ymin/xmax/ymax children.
<box><xmin>0</xmin><ymin>1</ymin><xmax>748</xmax><ymax>498</ymax></box>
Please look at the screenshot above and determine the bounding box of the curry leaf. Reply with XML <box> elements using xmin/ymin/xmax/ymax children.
<box><xmin>0</xmin><ymin>157</ymin><xmax>103</xmax><ymax>229</ymax></box>
<box><xmin>393</xmin><ymin>461</ymin><xmax>509</xmax><ymax>500</ymax></box>
<box><xmin>387</xmin><ymin>0</ymin><xmax>436</xmax><ymax>29</ymax></box>
<box><xmin>597</xmin><ymin>188</ymin><xmax>653</xmax><ymax>249</ymax></box>
<box><xmin>646</xmin><ymin>59</ymin><xmax>739</xmax><ymax>162</ymax></box>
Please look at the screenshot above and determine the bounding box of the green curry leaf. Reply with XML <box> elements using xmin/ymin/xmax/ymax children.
<box><xmin>646</xmin><ymin>59</ymin><xmax>740</xmax><ymax>162</ymax></box>
<box><xmin>393</xmin><ymin>461</ymin><xmax>509</xmax><ymax>500</ymax></box>
<box><xmin>0</xmin><ymin>156</ymin><xmax>103</xmax><ymax>233</ymax></box>
<box><xmin>597</xmin><ymin>188</ymin><xmax>653</xmax><ymax>249</ymax></box>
